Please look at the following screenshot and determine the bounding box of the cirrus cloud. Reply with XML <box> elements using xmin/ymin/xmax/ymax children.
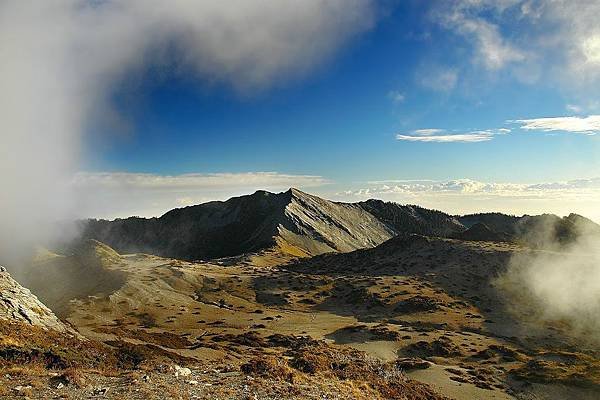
<box><xmin>396</xmin><ymin>128</ymin><xmax>509</xmax><ymax>143</ymax></box>
<box><xmin>511</xmin><ymin>115</ymin><xmax>600</xmax><ymax>135</ymax></box>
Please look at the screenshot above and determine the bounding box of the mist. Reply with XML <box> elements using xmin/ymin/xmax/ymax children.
<box><xmin>0</xmin><ymin>1</ymin><xmax>374</xmax><ymax>267</ymax></box>
<box><xmin>495</xmin><ymin>218</ymin><xmax>600</xmax><ymax>344</ymax></box>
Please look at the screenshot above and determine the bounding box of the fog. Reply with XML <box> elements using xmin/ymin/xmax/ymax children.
<box><xmin>0</xmin><ymin>0</ymin><xmax>374</xmax><ymax>266</ymax></box>
<box><xmin>495</xmin><ymin>218</ymin><xmax>600</xmax><ymax>343</ymax></box>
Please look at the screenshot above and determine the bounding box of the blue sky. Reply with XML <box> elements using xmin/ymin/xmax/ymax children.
<box><xmin>10</xmin><ymin>0</ymin><xmax>599</xmax><ymax>220</ymax></box>
<box><xmin>87</xmin><ymin>1</ymin><xmax>599</xmax><ymax>182</ymax></box>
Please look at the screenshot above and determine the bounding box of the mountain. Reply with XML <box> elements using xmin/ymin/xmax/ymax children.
<box><xmin>79</xmin><ymin>188</ymin><xmax>396</xmax><ymax>260</ymax></box>
<box><xmin>0</xmin><ymin>266</ymin><xmax>72</xmax><ymax>332</ymax></box>
<box><xmin>76</xmin><ymin>188</ymin><xmax>600</xmax><ymax>261</ymax></box>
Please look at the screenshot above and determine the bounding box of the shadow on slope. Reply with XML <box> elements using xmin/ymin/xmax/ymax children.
<box><xmin>12</xmin><ymin>240</ymin><xmax>126</xmax><ymax>317</ymax></box>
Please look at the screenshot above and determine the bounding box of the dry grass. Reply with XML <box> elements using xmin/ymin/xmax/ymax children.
<box><xmin>240</xmin><ymin>337</ymin><xmax>448</xmax><ymax>400</ymax></box>
<box><xmin>241</xmin><ymin>356</ymin><xmax>295</xmax><ymax>382</ymax></box>
<box><xmin>511</xmin><ymin>355</ymin><xmax>600</xmax><ymax>388</ymax></box>
<box><xmin>0</xmin><ymin>321</ymin><xmax>116</xmax><ymax>371</ymax></box>
<box><xmin>94</xmin><ymin>326</ymin><xmax>192</xmax><ymax>349</ymax></box>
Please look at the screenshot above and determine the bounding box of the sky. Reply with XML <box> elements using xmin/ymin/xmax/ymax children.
<box><xmin>2</xmin><ymin>0</ymin><xmax>600</xmax><ymax>226</ymax></box>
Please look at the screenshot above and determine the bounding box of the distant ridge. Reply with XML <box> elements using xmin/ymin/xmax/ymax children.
<box><xmin>457</xmin><ymin>212</ymin><xmax>600</xmax><ymax>246</ymax></box>
<box><xmin>77</xmin><ymin>188</ymin><xmax>600</xmax><ymax>260</ymax></box>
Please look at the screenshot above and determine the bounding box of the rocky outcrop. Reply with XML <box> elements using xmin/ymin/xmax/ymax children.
<box><xmin>0</xmin><ymin>266</ymin><xmax>72</xmax><ymax>332</ymax></box>
<box><xmin>279</xmin><ymin>188</ymin><xmax>394</xmax><ymax>254</ymax></box>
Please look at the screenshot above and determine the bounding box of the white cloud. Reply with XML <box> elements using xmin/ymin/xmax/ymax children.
<box><xmin>582</xmin><ymin>35</ymin><xmax>600</xmax><ymax>65</ymax></box>
<box><xmin>72</xmin><ymin>171</ymin><xmax>329</xmax><ymax>218</ymax></box>
<box><xmin>566</xmin><ymin>104</ymin><xmax>583</xmax><ymax>114</ymax></box>
<box><xmin>396</xmin><ymin>128</ymin><xmax>509</xmax><ymax>143</ymax></box>
<box><xmin>512</xmin><ymin>115</ymin><xmax>600</xmax><ymax>134</ymax></box>
<box><xmin>436</xmin><ymin>2</ymin><xmax>525</xmax><ymax>71</ymax></box>
<box><xmin>430</xmin><ymin>1</ymin><xmax>600</xmax><ymax>92</ymax></box>
<box><xmin>388</xmin><ymin>90</ymin><xmax>405</xmax><ymax>103</ymax></box>
<box><xmin>396</xmin><ymin>133</ymin><xmax>493</xmax><ymax>143</ymax></box>
<box><xmin>412</xmin><ymin>129</ymin><xmax>444</xmax><ymax>136</ymax></box>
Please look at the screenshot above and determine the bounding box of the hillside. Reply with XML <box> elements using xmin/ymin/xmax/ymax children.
<box><xmin>1</xmin><ymin>249</ymin><xmax>448</xmax><ymax>400</ymax></box>
<box><xmin>21</xmin><ymin>234</ymin><xmax>598</xmax><ymax>399</ymax></box>
<box><xmin>458</xmin><ymin>212</ymin><xmax>600</xmax><ymax>247</ymax></box>
<box><xmin>13</xmin><ymin>240</ymin><xmax>127</xmax><ymax>317</ymax></box>
<box><xmin>359</xmin><ymin>199</ymin><xmax>465</xmax><ymax>237</ymax></box>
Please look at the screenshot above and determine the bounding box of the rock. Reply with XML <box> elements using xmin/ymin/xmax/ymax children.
<box><xmin>174</xmin><ymin>365</ymin><xmax>192</xmax><ymax>377</ymax></box>
<box><xmin>396</xmin><ymin>357</ymin><xmax>431</xmax><ymax>371</ymax></box>
<box><xmin>0</xmin><ymin>266</ymin><xmax>73</xmax><ymax>332</ymax></box>
<box><xmin>92</xmin><ymin>387</ymin><xmax>110</xmax><ymax>396</ymax></box>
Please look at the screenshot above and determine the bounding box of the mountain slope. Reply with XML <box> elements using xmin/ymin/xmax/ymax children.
<box><xmin>80</xmin><ymin>189</ymin><xmax>395</xmax><ymax>260</ymax></box>
<box><xmin>458</xmin><ymin>212</ymin><xmax>600</xmax><ymax>247</ymax></box>
<box><xmin>278</xmin><ymin>189</ymin><xmax>395</xmax><ymax>254</ymax></box>
<box><xmin>358</xmin><ymin>199</ymin><xmax>464</xmax><ymax>238</ymax></box>
<box><xmin>16</xmin><ymin>240</ymin><xmax>126</xmax><ymax>316</ymax></box>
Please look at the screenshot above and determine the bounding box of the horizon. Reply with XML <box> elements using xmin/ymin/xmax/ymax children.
<box><xmin>2</xmin><ymin>1</ymin><xmax>600</xmax><ymax>241</ymax></box>
<box><xmin>81</xmin><ymin>186</ymin><xmax>600</xmax><ymax>224</ymax></box>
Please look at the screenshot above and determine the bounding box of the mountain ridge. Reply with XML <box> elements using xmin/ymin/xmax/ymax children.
<box><xmin>76</xmin><ymin>188</ymin><xmax>600</xmax><ymax>261</ymax></box>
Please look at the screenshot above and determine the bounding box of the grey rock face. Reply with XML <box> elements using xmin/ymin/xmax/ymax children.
<box><xmin>280</xmin><ymin>188</ymin><xmax>395</xmax><ymax>253</ymax></box>
<box><xmin>0</xmin><ymin>266</ymin><xmax>71</xmax><ymax>332</ymax></box>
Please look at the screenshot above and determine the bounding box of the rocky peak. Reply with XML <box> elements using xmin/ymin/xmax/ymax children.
<box><xmin>281</xmin><ymin>188</ymin><xmax>395</xmax><ymax>253</ymax></box>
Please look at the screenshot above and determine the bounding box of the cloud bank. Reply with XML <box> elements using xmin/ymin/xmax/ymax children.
<box><xmin>0</xmin><ymin>0</ymin><xmax>374</xmax><ymax>265</ymax></box>
<box><xmin>338</xmin><ymin>177</ymin><xmax>600</xmax><ymax>222</ymax></box>
<box><xmin>73</xmin><ymin>171</ymin><xmax>329</xmax><ymax>218</ymax></box>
